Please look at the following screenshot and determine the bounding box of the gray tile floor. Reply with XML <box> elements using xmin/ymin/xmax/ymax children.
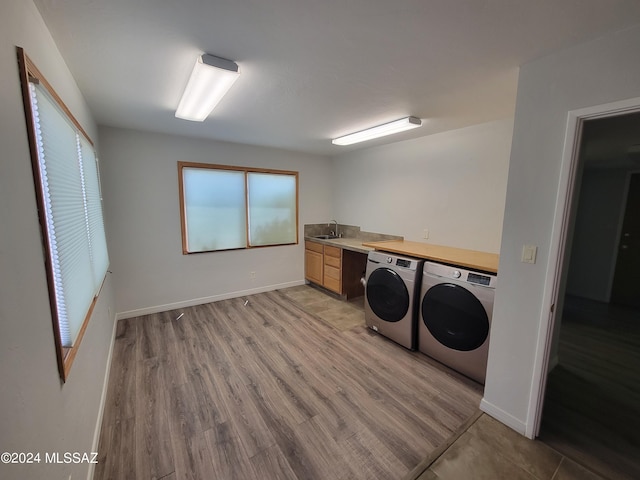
<box><xmin>280</xmin><ymin>284</ymin><xmax>365</xmax><ymax>330</ymax></box>
<box><xmin>414</xmin><ymin>413</ymin><xmax>604</xmax><ymax>480</ymax></box>
<box><xmin>281</xmin><ymin>285</ymin><xmax>607</xmax><ymax>480</ymax></box>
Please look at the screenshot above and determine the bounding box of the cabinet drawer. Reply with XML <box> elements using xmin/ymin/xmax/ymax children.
<box><xmin>305</xmin><ymin>241</ymin><xmax>324</xmax><ymax>253</ymax></box>
<box><xmin>324</xmin><ymin>245</ymin><xmax>341</xmax><ymax>258</ymax></box>
<box><xmin>324</xmin><ymin>255</ymin><xmax>341</xmax><ymax>269</ymax></box>
<box><xmin>323</xmin><ymin>269</ymin><xmax>341</xmax><ymax>293</ymax></box>
<box><xmin>324</xmin><ymin>264</ymin><xmax>340</xmax><ymax>281</ymax></box>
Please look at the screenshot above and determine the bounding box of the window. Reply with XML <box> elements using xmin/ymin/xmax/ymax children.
<box><xmin>17</xmin><ymin>47</ymin><xmax>109</xmax><ymax>381</ymax></box>
<box><xmin>178</xmin><ymin>162</ymin><xmax>298</xmax><ymax>253</ymax></box>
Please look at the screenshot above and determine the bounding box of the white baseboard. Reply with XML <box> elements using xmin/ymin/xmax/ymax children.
<box><xmin>115</xmin><ymin>280</ymin><xmax>306</xmax><ymax>320</ymax></box>
<box><xmin>479</xmin><ymin>398</ymin><xmax>529</xmax><ymax>438</ymax></box>
<box><xmin>87</xmin><ymin>307</ymin><xmax>119</xmax><ymax>480</ymax></box>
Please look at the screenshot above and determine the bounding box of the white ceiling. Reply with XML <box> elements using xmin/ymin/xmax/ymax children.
<box><xmin>33</xmin><ymin>0</ymin><xmax>640</xmax><ymax>155</ymax></box>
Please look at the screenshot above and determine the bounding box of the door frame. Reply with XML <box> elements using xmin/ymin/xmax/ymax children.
<box><xmin>526</xmin><ymin>96</ymin><xmax>640</xmax><ymax>439</ymax></box>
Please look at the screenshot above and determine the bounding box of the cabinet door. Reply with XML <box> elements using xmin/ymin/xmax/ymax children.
<box><xmin>305</xmin><ymin>249</ymin><xmax>323</xmax><ymax>284</ymax></box>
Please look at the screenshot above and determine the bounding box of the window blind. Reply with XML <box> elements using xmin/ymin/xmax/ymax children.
<box><xmin>179</xmin><ymin>163</ymin><xmax>298</xmax><ymax>253</ymax></box>
<box><xmin>183</xmin><ymin>167</ymin><xmax>246</xmax><ymax>252</ymax></box>
<box><xmin>29</xmin><ymin>82</ymin><xmax>109</xmax><ymax>347</ymax></box>
<box><xmin>247</xmin><ymin>172</ymin><xmax>297</xmax><ymax>246</ymax></box>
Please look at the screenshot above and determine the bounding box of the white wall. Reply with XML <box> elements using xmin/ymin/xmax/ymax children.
<box><xmin>0</xmin><ymin>1</ymin><xmax>116</xmax><ymax>479</ymax></box>
<box><xmin>482</xmin><ymin>24</ymin><xmax>640</xmax><ymax>434</ymax></box>
<box><xmin>565</xmin><ymin>167</ymin><xmax>630</xmax><ymax>301</ymax></box>
<box><xmin>331</xmin><ymin>119</ymin><xmax>514</xmax><ymax>253</ymax></box>
<box><xmin>99</xmin><ymin>126</ymin><xmax>333</xmax><ymax>317</ymax></box>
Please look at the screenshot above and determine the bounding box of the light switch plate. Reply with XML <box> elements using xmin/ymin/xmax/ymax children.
<box><xmin>522</xmin><ymin>245</ymin><xmax>537</xmax><ymax>264</ymax></box>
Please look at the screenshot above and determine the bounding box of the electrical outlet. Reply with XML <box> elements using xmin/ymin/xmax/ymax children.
<box><xmin>249</xmin><ymin>271</ymin><xmax>256</xmax><ymax>281</ymax></box>
<box><xmin>423</xmin><ymin>228</ymin><xmax>429</xmax><ymax>239</ymax></box>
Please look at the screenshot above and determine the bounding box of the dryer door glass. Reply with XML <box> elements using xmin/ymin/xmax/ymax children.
<box><xmin>366</xmin><ymin>268</ymin><xmax>410</xmax><ymax>322</ymax></box>
<box><xmin>421</xmin><ymin>283</ymin><xmax>489</xmax><ymax>351</ymax></box>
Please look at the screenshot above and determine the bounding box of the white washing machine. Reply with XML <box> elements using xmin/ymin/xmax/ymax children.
<box><xmin>418</xmin><ymin>261</ymin><xmax>497</xmax><ymax>384</ymax></box>
<box><xmin>364</xmin><ymin>251</ymin><xmax>424</xmax><ymax>350</ymax></box>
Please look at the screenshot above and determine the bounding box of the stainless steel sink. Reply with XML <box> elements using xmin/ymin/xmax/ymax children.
<box><xmin>313</xmin><ymin>234</ymin><xmax>339</xmax><ymax>239</ymax></box>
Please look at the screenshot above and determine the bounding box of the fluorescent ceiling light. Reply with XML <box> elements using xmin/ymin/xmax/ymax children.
<box><xmin>332</xmin><ymin>116</ymin><xmax>422</xmax><ymax>146</ymax></box>
<box><xmin>175</xmin><ymin>54</ymin><xmax>240</xmax><ymax>122</ymax></box>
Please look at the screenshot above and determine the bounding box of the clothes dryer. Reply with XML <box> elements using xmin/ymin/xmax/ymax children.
<box><xmin>418</xmin><ymin>261</ymin><xmax>497</xmax><ymax>384</ymax></box>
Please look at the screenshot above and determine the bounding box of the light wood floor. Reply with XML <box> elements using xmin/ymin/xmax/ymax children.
<box><xmin>539</xmin><ymin>296</ymin><xmax>640</xmax><ymax>480</ymax></box>
<box><xmin>95</xmin><ymin>288</ymin><xmax>482</xmax><ymax>480</ymax></box>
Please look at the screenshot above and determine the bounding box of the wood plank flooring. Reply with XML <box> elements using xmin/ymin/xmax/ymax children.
<box><xmin>95</xmin><ymin>289</ymin><xmax>482</xmax><ymax>480</ymax></box>
<box><xmin>539</xmin><ymin>296</ymin><xmax>640</xmax><ymax>480</ymax></box>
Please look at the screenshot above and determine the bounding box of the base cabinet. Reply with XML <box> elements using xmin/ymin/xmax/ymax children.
<box><xmin>304</xmin><ymin>240</ymin><xmax>367</xmax><ymax>298</ymax></box>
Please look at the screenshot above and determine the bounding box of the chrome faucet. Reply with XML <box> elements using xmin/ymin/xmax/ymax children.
<box><xmin>328</xmin><ymin>219</ymin><xmax>339</xmax><ymax>237</ymax></box>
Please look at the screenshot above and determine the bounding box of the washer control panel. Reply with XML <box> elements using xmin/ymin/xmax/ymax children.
<box><xmin>468</xmin><ymin>272</ymin><xmax>492</xmax><ymax>286</ymax></box>
<box><xmin>367</xmin><ymin>251</ymin><xmax>423</xmax><ymax>272</ymax></box>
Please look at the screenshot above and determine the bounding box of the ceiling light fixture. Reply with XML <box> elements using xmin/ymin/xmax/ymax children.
<box><xmin>175</xmin><ymin>53</ymin><xmax>240</xmax><ymax>122</ymax></box>
<box><xmin>332</xmin><ymin>116</ymin><xmax>422</xmax><ymax>146</ymax></box>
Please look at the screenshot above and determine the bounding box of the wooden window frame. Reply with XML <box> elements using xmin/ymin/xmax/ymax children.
<box><xmin>178</xmin><ymin>161</ymin><xmax>299</xmax><ymax>254</ymax></box>
<box><xmin>16</xmin><ymin>47</ymin><xmax>105</xmax><ymax>382</ymax></box>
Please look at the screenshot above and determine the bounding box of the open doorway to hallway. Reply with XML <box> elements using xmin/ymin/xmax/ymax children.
<box><xmin>538</xmin><ymin>112</ymin><xmax>640</xmax><ymax>480</ymax></box>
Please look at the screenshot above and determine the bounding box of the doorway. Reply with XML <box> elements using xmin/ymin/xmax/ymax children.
<box><xmin>611</xmin><ymin>172</ymin><xmax>640</xmax><ymax>308</ymax></box>
<box><xmin>538</xmin><ymin>111</ymin><xmax>640</xmax><ymax>479</ymax></box>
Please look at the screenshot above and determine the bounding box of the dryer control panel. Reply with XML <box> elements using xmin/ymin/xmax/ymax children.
<box><xmin>423</xmin><ymin>261</ymin><xmax>497</xmax><ymax>289</ymax></box>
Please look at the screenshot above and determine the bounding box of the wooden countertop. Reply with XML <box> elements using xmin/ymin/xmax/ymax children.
<box><xmin>361</xmin><ymin>240</ymin><xmax>499</xmax><ymax>273</ymax></box>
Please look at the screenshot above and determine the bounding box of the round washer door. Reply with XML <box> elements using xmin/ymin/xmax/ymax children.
<box><xmin>421</xmin><ymin>283</ymin><xmax>489</xmax><ymax>351</ymax></box>
<box><xmin>366</xmin><ymin>268</ymin><xmax>410</xmax><ymax>322</ymax></box>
